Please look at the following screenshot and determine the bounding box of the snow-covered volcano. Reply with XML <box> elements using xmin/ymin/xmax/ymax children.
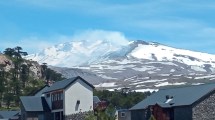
<box><xmin>27</xmin><ymin>40</ymin><xmax>215</xmax><ymax>68</ymax></box>
<box><xmin>27</xmin><ymin>40</ymin><xmax>129</xmax><ymax>67</ymax></box>
<box><xmin>27</xmin><ymin>40</ymin><xmax>215</xmax><ymax>91</ymax></box>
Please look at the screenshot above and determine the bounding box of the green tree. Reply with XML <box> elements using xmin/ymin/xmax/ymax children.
<box><xmin>20</xmin><ymin>64</ymin><xmax>29</xmax><ymax>88</ymax></box>
<box><xmin>3</xmin><ymin>48</ymin><xmax>15</xmax><ymax>57</ymax></box>
<box><xmin>85</xmin><ymin>113</ymin><xmax>97</xmax><ymax>120</ymax></box>
<box><xmin>3</xmin><ymin>93</ymin><xmax>14</xmax><ymax>109</ymax></box>
<box><xmin>0</xmin><ymin>64</ymin><xmax>6</xmax><ymax>107</ymax></box>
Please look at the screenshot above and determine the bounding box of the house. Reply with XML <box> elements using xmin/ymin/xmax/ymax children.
<box><xmin>0</xmin><ymin>111</ymin><xmax>20</xmax><ymax>120</ymax></box>
<box><xmin>130</xmin><ymin>83</ymin><xmax>215</xmax><ymax>120</ymax></box>
<box><xmin>115</xmin><ymin>109</ymin><xmax>131</xmax><ymax>120</ymax></box>
<box><xmin>20</xmin><ymin>76</ymin><xmax>94</xmax><ymax>120</ymax></box>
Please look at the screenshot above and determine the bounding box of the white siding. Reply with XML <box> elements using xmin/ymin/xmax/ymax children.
<box><xmin>64</xmin><ymin>79</ymin><xmax>93</xmax><ymax>115</ymax></box>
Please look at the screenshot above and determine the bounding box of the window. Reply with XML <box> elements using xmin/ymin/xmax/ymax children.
<box><xmin>77</xmin><ymin>100</ymin><xmax>80</xmax><ymax>104</ymax></box>
<box><xmin>121</xmin><ymin>112</ymin><xmax>125</xmax><ymax>117</ymax></box>
<box><xmin>51</xmin><ymin>91</ymin><xmax>63</xmax><ymax>102</ymax></box>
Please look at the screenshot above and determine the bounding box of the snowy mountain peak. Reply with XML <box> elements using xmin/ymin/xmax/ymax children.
<box><xmin>26</xmin><ymin>39</ymin><xmax>129</xmax><ymax>67</ymax></box>
<box><xmin>128</xmin><ymin>42</ymin><xmax>215</xmax><ymax>67</ymax></box>
<box><xmin>26</xmin><ymin>39</ymin><xmax>215</xmax><ymax>91</ymax></box>
<box><xmin>26</xmin><ymin>40</ymin><xmax>215</xmax><ymax>68</ymax></box>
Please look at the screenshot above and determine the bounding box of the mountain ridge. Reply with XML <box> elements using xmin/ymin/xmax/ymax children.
<box><xmin>26</xmin><ymin>40</ymin><xmax>215</xmax><ymax>92</ymax></box>
<box><xmin>26</xmin><ymin>40</ymin><xmax>215</xmax><ymax>67</ymax></box>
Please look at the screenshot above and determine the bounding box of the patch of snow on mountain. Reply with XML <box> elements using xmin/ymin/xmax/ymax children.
<box><xmin>114</xmin><ymin>71</ymin><xmax>123</xmax><ymax>73</ymax></box>
<box><xmin>194</xmin><ymin>75</ymin><xmax>215</xmax><ymax>80</ymax></box>
<box><xmin>135</xmin><ymin>89</ymin><xmax>158</xmax><ymax>93</ymax></box>
<box><xmin>130</xmin><ymin>79</ymin><xmax>167</xmax><ymax>85</ymax></box>
<box><xmin>89</xmin><ymin>64</ymin><xmax>135</xmax><ymax>71</ymax></box>
<box><xmin>95</xmin><ymin>82</ymin><xmax>117</xmax><ymax>87</ymax></box>
<box><xmin>124</xmin><ymin>76</ymin><xmax>137</xmax><ymax>81</ymax></box>
<box><xmin>98</xmin><ymin>75</ymin><xmax>118</xmax><ymax>80</ymax></box>
<box><xmin>132</xmin><ymin>66</ymin><xmax>156</xmax><ymax>72</ymax></box>
<box><xmin>155</xmin><ymin>82</ymin><xmax>186</xmax><ymax>87</ymax></box>
<box><xmin>146</xmin><ymin>61</ymin><xmax>178</xmax><ymax>66</ymax></box>
<box><xmin>159</xmin><ymin>74</ymin><xmax>170</xmax><ymax>76</ymax></box>
<box><xmin>129</xmin><ymin>43</ymin><xmax>215</xmax><ymax>67</ymax></box>
<box><xmin>136</xmin><ymin>84</ymin><xmax>146</xmax><ymax>87</ymax></box>
<box><xmin>103</xmin><ymin>59</ymin><xmax>141</xmax><ymax>65</ymax></box>
<box><xmin>148</xmin><ymin>71</ymin><xmax>156</xmax><ymax>74</ymax></box>
<box><xmin>191</xmin><ymin>66</ymin><xmax>206</xmax><ymax>72</ymax></box>
<box><xmin>210</xmin><ymin>78</ymin><xmax>215</xmax><ymax>80</ymax></box>
<box><xmin>192</xmin><ymin>83</ymin><xmax>204</xmax><ymax>85</ymax></box>
<box><xmin>170</xmin><ymin>69</ymin><xmax>175</xmax><ymax>72</ymax></box>
<box><xmin>210</xmin><ymin>68</ymin><xmax>215</xmax><ymax>73</ymax></box>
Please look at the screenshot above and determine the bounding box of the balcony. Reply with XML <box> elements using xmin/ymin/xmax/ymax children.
<box><xmin>52</xmin><ymin>100</ymin><xmax>63</xmax><ymax>110</ymax></box>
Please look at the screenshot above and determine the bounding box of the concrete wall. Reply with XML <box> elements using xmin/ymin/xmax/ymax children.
<box><xmin>64</xmin><ymin>78</ymin><xmax>93</xmax><ymax>115</ymax></box>
<box><xmin>192</xmin><ymin>92</ymin><xmax>215</xmax><ymax>120</ymax></box>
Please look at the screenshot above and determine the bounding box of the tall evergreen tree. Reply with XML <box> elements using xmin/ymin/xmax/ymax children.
<box><xmin>0</xmin><ymin>64</ymin><xmax>6</xmax><ymax>107</ymax></box>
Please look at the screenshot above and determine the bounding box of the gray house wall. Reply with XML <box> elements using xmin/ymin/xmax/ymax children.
<box><xmin>130</xmin><ymin>110</ymin><xmax>146</xmax><ymax>120</ymax></box>
<box><xmin>192</xmin><ymin>91</ymin><xmax>215</xmax><ymax>120</ymax></box>
<box><xmin>174</xmin><ymin>106</ymin><xmax>192</xmax><ymax>120</ymax></box>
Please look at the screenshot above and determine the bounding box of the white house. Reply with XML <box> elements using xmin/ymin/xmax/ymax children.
<box><xmin>20</xmin><ymin>76</ymin><xmax>94</xmax><ymax>120</ymax></box>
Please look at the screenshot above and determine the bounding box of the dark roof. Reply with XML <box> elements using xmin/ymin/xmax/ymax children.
<box><xmin>20</xmin><ymin>96</ymin><xmax>50</xmax><ymax>112</ymax></box>
<box><xmin>0</xmin><ymin>111</ymin><xmax>19</xmax><ymax>119</ymax></box>
<box><xmin>117</xmin><ymin>109</ymin><xmax>130</xmax><ymax>112</ymax></box>
<box><xmin>34</xmin><ymin>85</ymin><xmax>49</xmax><ymax>96</ymax></box>
<box><xmin>28</xmin><ymin>85</ymin><xmax>49</xmax><ymax>96</ymax></box>
<box><xmin>130</xmin><ymin>83</ymin><xmax>215</xmax><ymax>110</ymax></box>
<box><xmin>44</xmin><ymin>76</ymin><xmax>94</xmax><ymax>93</ymax></box>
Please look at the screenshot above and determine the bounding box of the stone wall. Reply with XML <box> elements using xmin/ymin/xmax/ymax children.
<box><xmin>192</xmin><ymin>92</ymin><xmax>215</xmax><ymax>120</ymax></box>
<box><xmin>65</xmin><ymin>111</ymin><xmax>94</xmax><ymax>120</ymax></box>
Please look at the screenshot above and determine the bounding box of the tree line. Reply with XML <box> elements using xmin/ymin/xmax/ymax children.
<box><xmin>86</xmin><ymin>89</ymin><xmax>151</xmax><ymax>120</ymax></box>
<box><xmin>0</xmin><ymin>46</ymin><xmax>65</xmax><ymax>109</ymax></box>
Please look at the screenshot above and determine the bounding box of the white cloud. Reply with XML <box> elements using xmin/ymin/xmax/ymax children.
<box><xmin>71</xmin><ymin>30</ymin><xmax>129</xmax><ymax>46</ymax></box>
<box><xmin>0</xmin><ymin>30</ymin><xmax>129</xmax><ymax>54</ymax></box>
<box><xmin>0</xmin><ymin>37</ymin><xmax>54</xmax><ymax>54</ymax></box>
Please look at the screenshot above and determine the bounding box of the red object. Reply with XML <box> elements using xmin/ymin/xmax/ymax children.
<box><xmin>94</xmin><ymin>100</ymin><xmax>108</xmax><ymax>111</ymax></box>
<box><xmin>151</xmin><ymin>104</ymin><xmax>170</xmax><ymax>120</ymax></box>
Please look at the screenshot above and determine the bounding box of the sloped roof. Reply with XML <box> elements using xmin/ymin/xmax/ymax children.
<box><xmin>0</xmin><ymin>111</ymin><xmax>19</xmax><ymax>119</ymax></box>
<box><xmin>20</xmin><ymin>96</ymin><xmax>50</xmax><ymax>112</ymax></box>
<box><xmin>130</xmin><ymin>83</ymin><xmax>215</xmax><ymax>110</ymax></box>
<box><xmin>32</xmin><ymin>85</ymin><xmax>49</xmax><ymax>96</ymax></box>
<box><xmin>44</xmin><ymin>76</ymin><xmax>94</xmax><ymax>93</ymax></box>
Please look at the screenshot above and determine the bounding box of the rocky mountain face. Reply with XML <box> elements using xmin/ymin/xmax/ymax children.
<box><xmin>0</xmin><ymin>54</ymin><xmax>42</xmax><ymax>79</ymax></box>
<box><xmin>26</xmin><ymin>40</ymin><xmax>215</xmax><ymax>92</ymax></box>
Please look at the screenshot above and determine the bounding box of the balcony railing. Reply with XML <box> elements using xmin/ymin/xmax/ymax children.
<box><xmin>52</xmin><ymin>100</ymin><xmax>63</xmax><ymax>110</ymax></box>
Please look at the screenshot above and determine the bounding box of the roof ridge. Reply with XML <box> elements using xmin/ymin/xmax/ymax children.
<box><xmin>159</xmin><ymin>82</ymin><xmax>215</xmax><ymax>91</ymax></box>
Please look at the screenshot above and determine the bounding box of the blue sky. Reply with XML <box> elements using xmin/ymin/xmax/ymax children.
<box><xmin>1</xmin><ymin>0</ymin><xmax>215</xmax><ymax>54</ymax></box>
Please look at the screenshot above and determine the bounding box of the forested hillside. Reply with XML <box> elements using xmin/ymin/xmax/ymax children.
<box><xmin>0</xmin><ymin>46</ymin><xmax>64</xmax><ymax>109</ymax></box>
